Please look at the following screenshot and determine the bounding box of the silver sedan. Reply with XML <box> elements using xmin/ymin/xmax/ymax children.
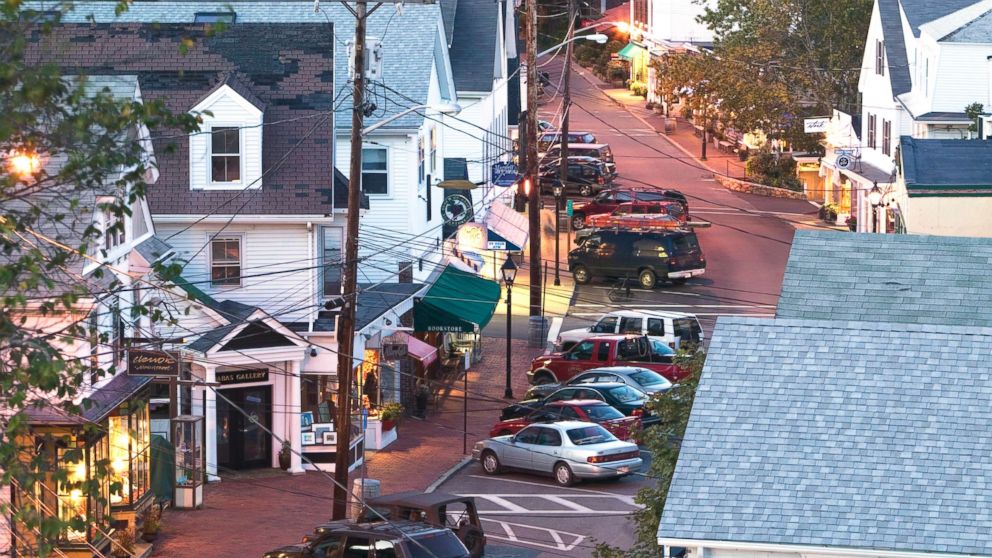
<box><xmin>472</xmin><ymin>421</ymin><xmax>643</xmax><ymax>486</ymax></box>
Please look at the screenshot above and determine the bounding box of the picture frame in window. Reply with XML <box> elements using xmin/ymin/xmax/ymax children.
<box><xmin>301</xmin><ymin>411</ymin><xmax>314</xmax><ymax>431</ymax></box>
<box><xmin>302</xmin><ymin>432</ymin><xmax>316</xmax><ymax>446</ymax></box>
<box><xmin>322</xmin><ymin>431</ymin><xmax>337</xmax><ymax>445</ymax></box>
<box><xmin>317</xmin><ymin>401</ymin><xmax>332</xmax><ymax>423</ymax></box>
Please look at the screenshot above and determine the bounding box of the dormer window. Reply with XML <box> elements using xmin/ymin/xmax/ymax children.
<box><xmin>103</xmin><ymin>209</ymin><xmax>125</xmax><ymax>251</ymax></box>
<box><xmin>211</xmin><ymin>127</ymin><xmax>241</xmax><ymax>183</ymax></box>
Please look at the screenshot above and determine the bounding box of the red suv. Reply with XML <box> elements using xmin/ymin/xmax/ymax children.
<box><xmin>571</xmin><ymin>188</ymin><xmax>688</xmax><ymax>230</ymax></box>
<box><xmin>489</xmin><ymin>400</ymin><xmax>640</xmax><ymax>441</ymax></box>
<box><xmin>528</xmin><ymin>335</ymin><xmax>685</xmax><ymax>385</ymax></box>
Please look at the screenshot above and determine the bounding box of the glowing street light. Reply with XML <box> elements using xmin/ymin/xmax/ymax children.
<box><xmin>8</xmin><ymin>151</ymin><xmax>41</xmax><ymax>179</ymax></box>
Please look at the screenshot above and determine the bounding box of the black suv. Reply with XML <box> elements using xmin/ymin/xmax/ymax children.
<box><xmin>568</xmin><ymin>229</ymin><xmax>706</xmax><ymax>288</ymax></box>
<box><xmin>264</xmin><ymin>520</ymin><xmax>471</xmax><ymax>558</ymax></box>
<box><xmin>542</xmin><ymin>143</ymin><xmax>617</xmax><ymax>178</ymax></box>
<box><xmin>538</xmin><ymin>156</ymin><xmax>612</xmax><ymax>197</ymax></box>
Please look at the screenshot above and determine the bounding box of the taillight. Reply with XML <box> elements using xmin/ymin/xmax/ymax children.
<box><xmin>597</xmin><ymin>176</ymin><xmax>605</xmax><ymax>185</ymax></box>
<box><xmin>632</xmin><ymin>409</ymin><xmax>643</xmax><ymax>417</ymax></box>
<box><xmin>669</xmin><ymin>256</ymin><xmax>679</xmax><ymax>266</ymax></box>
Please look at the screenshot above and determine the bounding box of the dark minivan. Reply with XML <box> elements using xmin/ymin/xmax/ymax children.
<box><xmin>543</xmin><ymin>143</ymin><xmax>616</xmax><ymax>178</ymax></box>
<box><xmin>539</xmin><ymin>156</ymin><xmax>612</xmax><ymax>197</ymax></box>
<box><xmin>538</xmin><ymin>131</ymin><xmax>597</xmax><ymax>151</ymax></box>
<box><xmin>568</xmin><ymin>230</ymin><xmax>706</xmax><ymax>288</ymax></box>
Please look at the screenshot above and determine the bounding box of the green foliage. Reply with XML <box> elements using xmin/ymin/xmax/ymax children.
<box><xmin>379</xmin><ymin>402</ymin><xmax>405</xmax><ymax>422</ymax></box>
<box><xmin>819</xmin><ymin>203</ymin><xmax>840</xmax><ymax>223</ymax></box>
<box><xmin>593</xmin><ymin>350</ymin><xmax>706</xmax><ymax>558</ymax></box>
<box><xmin>745</xmin><ymin>149</ymin><xmax>803</xmax><ymax>191</ymax></box>
<box><xmin>1</xmin><ymin>3</ymin><xmax>200</xmax><ymax>553</ymax></box>
<box><xmin>965</xmin><ymin>102</ymin><xmax>984</xmax><ymax>133</ymax></box>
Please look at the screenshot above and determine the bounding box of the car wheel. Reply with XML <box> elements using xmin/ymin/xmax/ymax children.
<box><xmin>573</xmin><ymin>265</ymin><xmax>591</xmax><ymax>284</ymax></box>
<box><xmin>481</xmin><ymin>451</ymin><xmax>502</xmax><ymax>475</ymax></box>
<box><xmin>554</xmin><ymin>462</ymin><xmax>576</xmax><ymax>486</ymax></box>
<box><xmin>670</xmin><ymin>277</ymin><xmax>688</xmax><ymax>286</ymax></box>
<box><xmin>533</xmin><ymin>370</ymin><xmax>556</xmax><ymax>385</ymax></box>
<box><xmin>638</xmin><ymin>269</ymin><xmax>657</xmax><ymax>289</ymax></box>
<box><xmin>579</xmin><ymin>185</ymin><xmax>593</xmax><ymax>197</ymax></box>
<box><xmin>572</xmin><ymin>215</ymin><xmax>586</xmax><ymax>230</ymax></box>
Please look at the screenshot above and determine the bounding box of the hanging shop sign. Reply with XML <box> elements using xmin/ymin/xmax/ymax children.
<box><xmin>442</xmin><ymin>194</ymin><xmax>473</xmax><ymax>227</ymax></box>
<box><xmin>803</xmin><ymin>118</ymin><xmax>830</xmax><ymax>133</ymax></box>
<box><xmin>216</xmin><ymin>369</ymin><xmax>269</xmax><ymax>385</ymax></box>
<box><xmin>836</xmin><ymin>154</ymin><xmax>853</xmax><ymax>169</ymax></box>
<box><xmin>492</xmin><ymin>162</ymin><xmax>520</xmax><ymax>187</ymax></box>
<box><xmin>127</xmin><ymin>349</ymin><xmax>180</xmax><ymax>377</ymax></box>
<box><xmin>382</xmin><ymin>341</ymin><xmax>409</xmax><ymax>360</ymax></box>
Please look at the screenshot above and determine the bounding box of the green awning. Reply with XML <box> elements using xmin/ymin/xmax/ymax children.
<box><xmin>617</xmin><ymin>42</ymin><xmax>646</xmax><ymax>60</ymax></box>
<box><xmin>414</xmin><ymin>265</ymin><xmax>501</xmax><ymax>333</ymax></box>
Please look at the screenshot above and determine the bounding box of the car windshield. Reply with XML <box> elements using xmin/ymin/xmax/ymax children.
<box><xmin>404</xmin><ymin>531</ymin><xmax>470</xmax><ymax>558</ymax></box>
<box><xmin>567</xmin><ymin>425</ymin><xmax>617</xmax><ymax>445</ymax></box>
<box><xmin>629</xmin><ymin>369</ymin><xmax>670</xmax><ymax>387</ymax></box>
<box><xmin>581</xmin><ymin>404</ymin><xmax>625</xmax><ymax>421</ymax></box>
<box><xmin>650</xmin><ymin>340</ymin><xmax>676</xmax><ymax>357</ymax></box>
<box><xmin>609</xmin><ymin>385</ymin><xmax>646</xmax><ymax>403</ymax></box>
<box><xmin>672</xmin><ymin>233</ymin><xmax>701</xmax><ymax>255</ymax></box>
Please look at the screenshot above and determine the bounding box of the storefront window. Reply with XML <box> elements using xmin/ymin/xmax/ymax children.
<box><xmin>108</xmin><ymin>401</ymin><xmax>150</xmax><ymax>507</ymax></box>
<box><xmin>360</xmin><ymin>349</ymin><xmax>380</xmax><ymax>409</ymax></box>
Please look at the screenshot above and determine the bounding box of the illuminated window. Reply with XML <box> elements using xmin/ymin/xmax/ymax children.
<box><xmin>108</xmin><ymin>402</ymin><xmax>151</xmax><ymax>508</ymax></box>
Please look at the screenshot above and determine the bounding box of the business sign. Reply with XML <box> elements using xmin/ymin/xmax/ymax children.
<box><xmin>382</xmin><ymin>342</ymin><xmax>408</xmax><ymax>360</ymax></box>
<box><xmin>216</xmin><ymin>369</ymin><xmax>269</xmax><ymax>385</ymax></box>
<box><xmin>492</xmin><ymin>162</ymin><xmax>520</xmax><ymax>187</ymax></box>
<box><xmin>836</xmin><ymin>154</ymin><xmax>853</xmax><ymax>169</ymax></box>
<box><xmin>127</xmin><ymin>350</ymin><xmax>179</xmax><ymax>377</ymax></box>
<box><xmin>566</xmin><ymin>200</ymin><xmax>574</xmax><ymax>217</ymax></box>
<box><xmin>804</xmin><ymin>118</ymin><xmax>829</xmax><ymax>133</ymax></box>
<box><xmin>487</xmin><ymin>240</ymin><xmax>508</xmax><ymax>250</ymax></box>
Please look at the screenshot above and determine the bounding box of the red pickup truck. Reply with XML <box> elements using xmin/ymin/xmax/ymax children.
<box><xmin>527</xmin><ymin>335</ymin><xmax>685</xmax><ymax>385</ymax></box>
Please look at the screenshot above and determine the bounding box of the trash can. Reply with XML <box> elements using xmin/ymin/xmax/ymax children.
<box><xmin>350</xmin><ymin>478</ymin><xmax>381</xmax><ymax>520</ymax></box>
<box><xmin>528</xmin><ymin>316</ymin><xmax>549</xmax><ymax>348</ymax></box>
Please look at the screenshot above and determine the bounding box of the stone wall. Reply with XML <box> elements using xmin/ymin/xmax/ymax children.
<box><xmin>715</xmin><ymin>174</ymin><xmax>808</xmax><ymax>200</ymax></box>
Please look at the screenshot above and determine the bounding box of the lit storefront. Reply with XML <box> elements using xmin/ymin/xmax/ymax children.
<box><xmin>108</xmin><ymin>401</ymin><xmax>152</xmax><ymax>513</ymax></box>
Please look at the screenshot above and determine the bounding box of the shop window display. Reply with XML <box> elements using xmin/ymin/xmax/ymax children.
<box><xmin>108</xmin><ymin>401</ymin><xmax>150</xmax><ymax>507</ymax></box>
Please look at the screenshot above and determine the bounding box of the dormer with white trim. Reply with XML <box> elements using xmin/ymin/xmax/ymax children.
<box><xmin>188</xmin><ymin>75</ymin><xmax>264</xmax><ymax>190</ymax></box>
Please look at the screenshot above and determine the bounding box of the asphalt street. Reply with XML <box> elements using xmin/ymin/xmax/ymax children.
<box><xmin>437</xmin><ymin>451</ymin><xmax>653</xmax><ymax>558</ymax></box>
<box><xmin>484</xmin><ymin>58</ymin><xmax>814</xmax><ymax>341</ymax></box>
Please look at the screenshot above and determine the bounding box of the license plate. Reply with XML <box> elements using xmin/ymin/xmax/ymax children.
<box><xmin>617</xmin><ymin>466</ymin><xmax>630</xmax><ymax>474</ymax></box>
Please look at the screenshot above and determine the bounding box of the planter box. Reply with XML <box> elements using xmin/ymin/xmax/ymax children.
<box><xmin>365</xmin><ymin>417</ymin><xmax>397</xmax><ymax>450</ymax></box>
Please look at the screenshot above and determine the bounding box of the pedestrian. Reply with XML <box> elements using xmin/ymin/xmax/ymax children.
<box><xmin>363</xmin><ymin>370</ymin><xmax>379</xmax><ymax>408</ymax></box>
<box><xmin>415</xmin><ymin>379</ymin><xmax>430</xmax><ymax>418</ymax></box>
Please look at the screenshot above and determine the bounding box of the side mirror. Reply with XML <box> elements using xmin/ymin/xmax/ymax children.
<box><xmin>508</xmin><ymin>436</ymin><xmax>517</xmax><ymax>444</ymax></box>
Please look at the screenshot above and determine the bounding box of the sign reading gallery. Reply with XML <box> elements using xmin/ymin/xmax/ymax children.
<box><xmin>216</xmin><ymin>369</ymin><xmax>269</xmax><ymax>385</ymax></box>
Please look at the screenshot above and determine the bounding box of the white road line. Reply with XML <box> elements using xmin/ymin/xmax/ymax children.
<box><xmin>572</xmin><ymin>303</ymin><xmax>773</xmax><ymax>309</ymax></box>
<box><xmin>482</xmin><ymin>519</ymin><xmax>587</xmax><ymax>552</ymax></box>
<box><xmin>465</xmin><ymin>474</ymin><xmax>624</xmax><ymax>496</ymax></box>
<box><xmin>582</xmin><ymin>286</ymin><xmax>701</xmax><ymax>296</ymax></box>
<box><xmin>570</xmin><ymin>311</ymin><xmax>775</xmax><ymax>317</ymax></box>
<box><xmin>471</xmin><ymin>494</ymin><xmax>529</xmax><ymax>513</ymax></box>
<box><xmin>474</xmin><ymin>510</ymin><xmax>633</xmax><ymax>516</ymax></box>
<box><xmin>537</xmin><ymin>495</ymin><xmax>596</xmax><ymax>513</ymax></box>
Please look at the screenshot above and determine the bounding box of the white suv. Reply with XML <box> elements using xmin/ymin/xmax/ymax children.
<box><xmin>557</xmin><ymin>310</ymin><xmax>703</xmax><ymax>351</ymax></box>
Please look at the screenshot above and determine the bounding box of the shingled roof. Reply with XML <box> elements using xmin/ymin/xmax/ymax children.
<box><xmin>777</xmin><ymin>230</ymin><xmax>992</xmax><ymax>327</ymax></box>
<box><xmin>659</xmin><ymin>316</ymin><xmax>992</xmax><ymax>556</ymax></box>
<box><xmin>28</xmin><ymin>23</ymin><xmax>338</xmax><ymax>216</ymax></box>
<box><xmin>901</xmin><ymin>135</ymin><xmax>992</xmax><ymax>191</ymax></box>
<box><xmin>448</xmin><ymin>0</ymin><xmax>498</xmax><ymax>93</ymax></box>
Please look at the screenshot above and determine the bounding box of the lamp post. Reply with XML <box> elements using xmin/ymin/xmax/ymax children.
<box><xmin>535</xmin><ymin>33</ymin><xmax>609</xmax><ymax>58</ymax></box>
<box><xmin>501</xmin><ymin>258</ymin><xmax>518</xmax><ymax>399</ymax></box>
<box><xmin>867</xmin><ymin>182</ymin><xmax>883</xmax><ymax>233</ymax></box>
<box><xmin>553</xmin><ymin>182</ymin><xmax>563</xmax><ymax>286</ymax></box>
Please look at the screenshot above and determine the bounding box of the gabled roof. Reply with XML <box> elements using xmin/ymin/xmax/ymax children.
<box><xmin>944</xmin><ymin>7</ymin><xmax>992</xmax><ymax>42</ymax></box>
<box><xmin>901</xmin><ymin>0</ymin><xmax>980</xmax><ymax>37</ymax></box>
<box><xmin>448</xmin><ymin>0</ymin><xmax>498</xmax><ymax>92</ymax></box>
<box><xmin>659</xmin><ymin>316</ymin><xmax>992</xmax><ymax>556</ymax></box>
<box><xmin>28</xmin><ymin>22</ymin><xmax>339</xmax><ymax>216</ymax></box>
<box><xmin>49</xmin><ymin>1</ymin><xmax>447</xmax><ymax>131</ymax></box>
<box><xmin>355</xmin><ymin>282</ymin><xmax>426</xmax><ymax>331</ymax></box>
<box><xmin>439</xmin><ymin>0</ymin><xmax>458</xmax><ymax>46</ymax></box>
<box><xmin>901</xmin><ymin>135</ymin><xmax>992</xmax><ymax>190</ymax></box>
<box><xmin>777</xmin><ymin>230</ymin><xmax>992</xmax><ymax>327</ymax></box>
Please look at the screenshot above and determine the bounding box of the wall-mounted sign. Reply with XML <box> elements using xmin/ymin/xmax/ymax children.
<box><xmin>216</xmin><ymin>369</ymin><xmax>269</xmax><ymax>385</ymax></box>
<box><xmin>441</xmin><ymin>193</ymin><xmax>473</xmax><ymax>227</ymax></box>
<box><xmin>382</xmin><ymin>342</ymin><xmax>408</xmax><ymax>360</ymax></box>
<box><xmin>804</xmin><ymin>118</ymin><xmax>829</xmax><ymax>133</ymax></box>
<box><xmin>487</xmin><ymin>240</ymin><xmax>507</xmax><ymax>250</ymax></box>
<box><xmin>127</xmin><ymin>350</ymin><xmax>179</xmax><ymax>377</ymax></box>
<box><xmin>836</xmin><ymin>154</ymin><xmax>852</xmax><ymax>169</ymax></box>
<box><xmin>492</xmin><ymin>162</ymin><xmax>520</xmax><ymax>187</ymax></box>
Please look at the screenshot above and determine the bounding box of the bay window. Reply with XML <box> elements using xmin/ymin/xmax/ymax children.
<box><xmin>108</xmin><ymin>401</ymin><xmax>151</xmax><ymax>508</ymax></box>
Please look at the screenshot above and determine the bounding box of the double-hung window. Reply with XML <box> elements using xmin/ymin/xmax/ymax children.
<box><xmin>210</xmin><ymin>236</ymin><xmax>242</xmax><ymax>286</ymax></box>
<box><xmin>875</xmin><ymin>40</ymin><xmax>885</xmax><ymax>75</ymax></box>
<box><xmin>361</xmin><ymin>147</ymin><xmax>388</xmax><ymax>195</ymax></box>
<box><xmin>418</xmin><ymin>136</ymin><xmax>426</xmax><ymax>184</ymax></box>
<box><xmin>321</xmin><ymin>227</ymin><xmax>343</xmax><ymax>298</ymax></box>
<box><xmin>867</xmin><ymin>114</ymin><xmax>877</xmax><ymax>149</ymax></box>
<box><xmin>882</xmin><ymin>120</ymin><xmax>892</xmax><ymax>156</ymax></box>
<box><xmin>211</xmin><ymin>127</ymin><xmax>241</xmax><ymax>184</ymax></box>
<box><xmin>430</xmin><ymin>127</ymin><xmax>438</xmax><ymax>173</ymax></box>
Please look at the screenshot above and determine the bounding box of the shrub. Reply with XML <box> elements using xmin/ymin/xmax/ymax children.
<box><xmin>745</xmin><ymin>148</ymin><xmax>802</xmax><ymax>191</ymax></box>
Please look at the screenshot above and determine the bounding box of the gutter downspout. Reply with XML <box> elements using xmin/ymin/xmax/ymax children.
<box><xmin>308</xmin><ymin>221</ymin><xmax>315</xmax><ymax>333</ymax></box>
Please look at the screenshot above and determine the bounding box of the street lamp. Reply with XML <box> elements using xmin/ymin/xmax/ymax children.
<box><xmin>361</xmin><ymin>103</ymin><xmax>462</xmax><ymax>136</ymax></box>
<box><xmin>536</xmin><ymin>34</ymin><xmax>609</xmax><ymax>58</ymax></box>
<box><xmin>500</xmin><ymin>257</ymin><xmax>518</xmax><ymax>399</ymax></box>
<box><xmin>867</xmin><ymin>182</ymin><xmax>883</xmax><ymax>233</ymax></box>
<box><xmin>7</xmin><ymin>151</ymin><xmax>41</xmax><ymax>180</ymax></box>
<box><xmin>552</xmin><ymin>182</ymin><xmax>563</xmax><ymax>286</ymax></box>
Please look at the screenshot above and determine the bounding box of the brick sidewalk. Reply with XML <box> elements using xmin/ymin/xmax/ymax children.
<box><xmin>152</xmin><ymin>338</ymin><xmax>545</xmax><ymax>557</ymax></box>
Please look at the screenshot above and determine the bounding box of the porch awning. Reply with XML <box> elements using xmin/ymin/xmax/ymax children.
<box><xmin>390</xmin><ymin>332</ymin><xmax>439</xmax><ymax>367</ymax></box>
<box><xmin>413</xmin><ymin>265</ymin><xmax>501</xmax><ymax>333</ymax></box>
<box><xmin>618</xmin><ymin>43</ymin><xmax>646</xmax><ymax>60</ymax></box>
<box><xmin>484</xmin><ymin>202</ymin><xmax>528</xmax><ymax>251</ymax></box>
<box><xmin>25</xmin><ymin>373</ymin><xmax>153</xmax><ymax>426</ymax></box>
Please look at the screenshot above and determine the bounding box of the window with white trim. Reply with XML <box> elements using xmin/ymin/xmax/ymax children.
<box><xmin>430</xmin><ymin>127</ymin><xmax>438</xmax><ymax>173</ymax></box>
<box><xmin>211</xmin><ymin>127</ymin><xmax>242</xmax><ymax>184</ymax></box>
<box><xmin>321</xmin><ymin>227</ymin><xmax>343</xmax><ymax>298</ymax></box>
<box><xmin>361</xmin><ymin>147</ymin><xmax>388</xmax><ymax>195</ymax></box>
<box><xmin>882</xmin><ymin>119</ymin><xmax>891</xmax><ymax>156</ymax></box>
<box><xmin>875</xmin><ymin>39</ymin><xmax>884</xmax><ymax>76</ymax></box>
<box><xmin>210</xmin><ymin>236</ymin><xmax>242</xmax><ymax>286</ymax></box>
<box><xmin>103</xmin><ymin>209</ymin><xmax>125</xmax><ymax>252</ymax></box>
<box><xmin>418</xmin><ymin>136</ymin><xmax>426</xmax><ymax>184</ymax></box>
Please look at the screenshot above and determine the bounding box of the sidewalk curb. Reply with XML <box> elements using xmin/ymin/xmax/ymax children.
<box><xmin>425</xmin><ymin>456</ymin><xmax>473</xmax><ymax>493</ymax></box>
<box><xmin>573</xmin><ymin>67</ymin><xmax>721</xmax><ymax>176</ymax></box>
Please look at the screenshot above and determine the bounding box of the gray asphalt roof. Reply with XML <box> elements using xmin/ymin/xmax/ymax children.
<box><xmin>777</xmin><ymin>230</ymin><xmax>992</xmax><ymax>327</ymax></box>
<box><xmin>439</xmin><ymin>0</ymin><xmax>458</xmax><ymax>46</ymax></box>
<box><xmin>449</xmin><ymin>0</ymin><xmax>498</xmax><ymax>92</ymax></box>
<box><xmin>901</xmin><ymin>0</ymin><xmax>980</xmax><ymax>37</ymax></box>
<box><xmin>356</xmin><ymin>282</ymin><xmax>425</xmax><ymax>331</ymax></box>
<box><xmin>50</xmin><ymin>1</ymin><xmax>443</xmax><ymax>130</ymax></box>
<box><xmin>944</xmin><ymin>8</ymin><xmax>992</xmax><ymax>42</ymax></box>
<box><xmin>900</xmin><ymin>136</ymin><xmax>992</xmax><ymax>188</ymax></box>
<box><xmin>658</xmin><ymin>316</ymin><xmax>992</xmax><ymax>556</ymax></box>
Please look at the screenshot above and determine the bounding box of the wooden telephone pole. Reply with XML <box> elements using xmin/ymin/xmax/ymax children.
<box><xmin>526</xmin><ymin>0</ymin><xmax>543</xmax><ymax>343</ymax></box>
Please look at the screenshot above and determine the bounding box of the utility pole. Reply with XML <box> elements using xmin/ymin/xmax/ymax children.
<box><xmin>556</xmin><ymin>0</ymin><xmax>575</xmax><ymax>288</ymax></box>
<box><xmin>333</xmin><ymin>0</ymin><xmax>368</xmax><ymax>521</ymax></box>
<box><xmin>526</xmin><ymin>0</ymin><xmax>543</xmax><ymax>344</ymax></box>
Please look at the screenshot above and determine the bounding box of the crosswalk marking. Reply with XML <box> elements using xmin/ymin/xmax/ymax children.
<box><xmin>458</xmin><ymin>492</ymin><xmax>643</xmax><ymax>516</ymax></box>
<box><xmin>481</xmin><ymin>518</ymin><xmax>587</xmax><ymax>552</ymax></box>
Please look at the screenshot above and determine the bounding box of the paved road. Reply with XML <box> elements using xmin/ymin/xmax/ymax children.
<box><xmin>436</xmin><ymin>452</ymin><xmax>652</xmax><ymax>558</ymax></box>
<box><xmin>486</xmin><ymin>59</ymin><xmax>813</xmax><ymax>341</ymax></box>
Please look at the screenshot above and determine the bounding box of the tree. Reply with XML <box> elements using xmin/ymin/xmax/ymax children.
<box><xmin>593</xmin><ymin>349</ymin><xmax>707</xmax><ymax>558</ymax></box>
<box><xmin>965</xmin><ymin>102</ymin><xmax>984</xmax><ymax>134</ymax></box>
<box><xmin>1</xmin><ymin>3</ymin><xmax>198</xmax><ymax>553</ymax></box>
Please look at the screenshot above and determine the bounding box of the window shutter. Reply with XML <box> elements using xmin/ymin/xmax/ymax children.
<box><xmin>189</xmin><ymin>129</ymin><xmax>209</xmax><ymax>188</ymax></box>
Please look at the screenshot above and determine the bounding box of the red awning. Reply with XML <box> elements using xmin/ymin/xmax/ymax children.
<box><xmin>395</xmin><ymin>332</ymin><xmax>438</xmax><ymax>367</ymax></box>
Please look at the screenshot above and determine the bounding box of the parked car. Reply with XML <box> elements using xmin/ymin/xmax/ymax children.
<box><xmin>528</xmin><ymin>334</ymin><xmax>684</xmax><ymax>385</ymax></box>
<box><xmin>524</xmin><ymin>366</ymin><xmax>674</xmax><ymax>400</ymax></box>
<box><xmin>582</xmin><ymin>201</ymin><xmax>687</xmax><ymax>232</ymax></box>
<box><xmin>473</xmin><ymin>421</ymin><xmax>643</xmax><ymax>486</ymax></box>
<box><xmin>264</xmin><ymin>520</ymin><xmax>471</xmax><ymax>558</ymax></box>
<box><xmin>570</xmin><ymin>187</ymin><xmax>689</xmax><ymax>230</ymax></box>
<box><xmin>358</xmin><ymin>492</ymin><xmax>486</xmax><ymax>558</ymax></box>
<box><xmin>568</xmin><ymin>229</ymin><xmax>706</xmax><ymax>288</ymax></box>
<box><xmin>538</xmin><ymin>119</ymin><xmax>554</xmax><ymax>132</ymax></box>
<box><xmin>542</xmin><ymin>143</ymin><xmax>616</xmax><ymax>177</ymax></box>
<box><xmin>490</xmin><ymin>399</ymin><xmax>640</xmax><ymax>441</ymax></box>
<box><xmin>538</xmin><ymin>131</ymin><xmax>597</xmax><ymax>151</ymax></box>
<box><xmin>503</xmin><ymin>382</ymin><xmax>658</xmax><ymax>426</ymax></box>
<box><xmin>557</xmin><ymin>310</ymin><xmax>704</xmax><ymax>351</ymax></box>
<box><xmin>539</xmin><ymin>156</ymin><xmax>612</xmax><ymax>197</ymax></box>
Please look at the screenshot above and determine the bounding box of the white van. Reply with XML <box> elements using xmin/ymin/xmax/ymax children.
<box><xmin>556</xmin><ymin>310</ymin><xmax>704</xmax><ymax>351</ymax></box>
